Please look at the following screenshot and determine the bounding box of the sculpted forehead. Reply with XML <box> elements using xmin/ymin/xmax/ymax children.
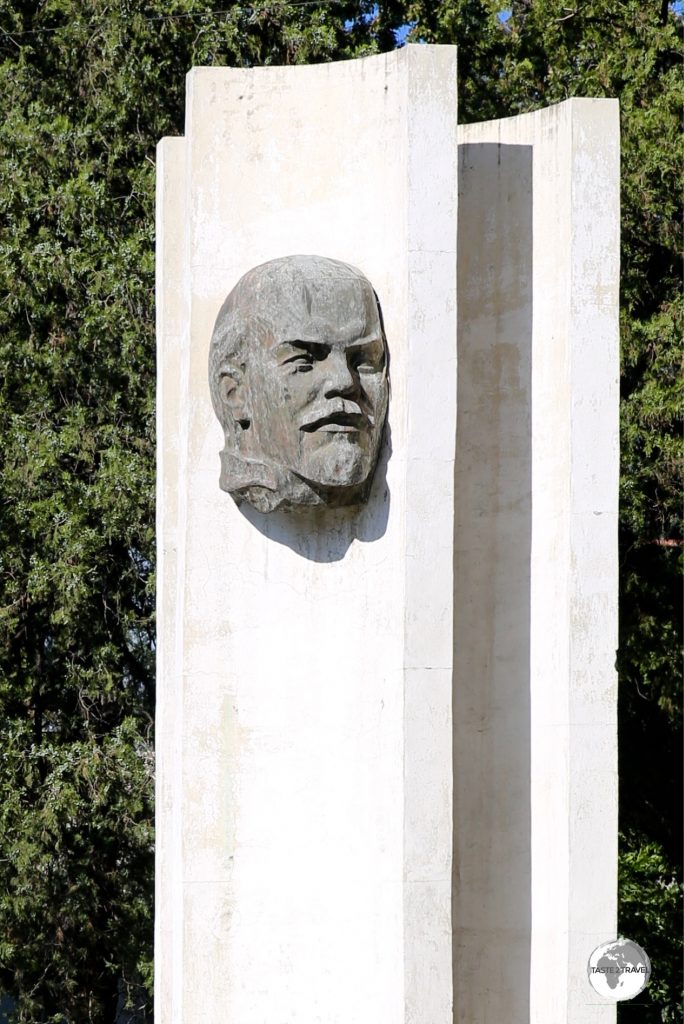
<box><xmin>238</xmin><ymin>256</ymin><xmax>381</xmax><ymax>344</ymax></box>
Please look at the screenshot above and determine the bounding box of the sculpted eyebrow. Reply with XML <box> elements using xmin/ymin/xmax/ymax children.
<box><xmin>276</xmin><ymin>339</ymin><xmax>328</xmax><ymax>353</ymax></box>
<box><xmin>276</xmin><ymin>339</ymin><xmax>329</xmax><ymax>364</ymax></box>
<box><xmin>275</xmin><ymin>335</ymin><xmax>383</xmax><ymax>356</ymax></box>
<box><xmin>346</xmin><ymin>334</ymin><xmax>383</xmax><ymax>350</ymax></box>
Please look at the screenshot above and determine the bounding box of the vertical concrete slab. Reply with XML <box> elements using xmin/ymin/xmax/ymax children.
<box><xmin>566</xmin><ymin>101</ymin><xmax>620</xmax><ymax>1023</ymax></box>
<box><xmin>156</xmin><ymin>46</ymin><xmax>458</xmax><ymax>1024</ymax></box>
<box><xmin>456</xmin><ymin>99</ymin><xmax>619</xmax><ymax>1024</ymax></box>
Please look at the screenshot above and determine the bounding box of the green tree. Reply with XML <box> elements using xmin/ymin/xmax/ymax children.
<box><xmin>0</xmin><ymin>2</ymin><xmax>392</xmax><ymax>1020</ymax></box>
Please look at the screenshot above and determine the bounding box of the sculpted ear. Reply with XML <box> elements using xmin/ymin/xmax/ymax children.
<box><xmin>219</xmin><ymin>365</ymin><xmax>251</xmax><ymax>429</ymax></box>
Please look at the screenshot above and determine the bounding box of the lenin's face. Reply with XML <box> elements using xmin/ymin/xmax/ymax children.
<box><xmin>234</xmin><ymin>269</ymin><xmax>388</xmax><ymax>495</ymax></box>
<box><xmin>210</xmin><ymin>256</ymin><xmax>389</xmax><ymax>511</ymax></box>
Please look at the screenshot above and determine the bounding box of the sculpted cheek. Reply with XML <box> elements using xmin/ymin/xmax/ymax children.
<box><xmin>365</xmin><ymin>379</ymin><xmax>384</xmax><ymax>407</ymax></box>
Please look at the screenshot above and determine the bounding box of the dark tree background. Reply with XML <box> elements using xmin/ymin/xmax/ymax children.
<box><xmin>0</xmin><ymin>2</ymin><xmax>680</xmax><ymax>1021</ymax></box>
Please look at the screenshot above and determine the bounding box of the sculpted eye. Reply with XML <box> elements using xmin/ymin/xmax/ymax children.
<box><xmin>352</xmin><ymin>352</ymin><xmax>383</xmax><ymax>373</ymax></box>
<box><xmin>283</xmin><ymin>352</ymin><xmax>314</xmax><ymax>372</ymax></box>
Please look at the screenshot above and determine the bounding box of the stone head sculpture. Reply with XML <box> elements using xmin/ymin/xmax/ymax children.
<box><xmin>208</xmin><ymin>255</ymin><xmax>389</xmax><ymax>513</ymax></box>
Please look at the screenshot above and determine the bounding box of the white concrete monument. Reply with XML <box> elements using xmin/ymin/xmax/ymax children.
<box><xmin>156</xmin><ymin>46</ymin><xmax>619</xmax><ymax>1023</ymax></box>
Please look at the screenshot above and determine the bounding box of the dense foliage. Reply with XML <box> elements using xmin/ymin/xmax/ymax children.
<box><xmin>0</xmin><ymin>3</ymin><xmax>394</xmax><ymax>1020</ymax></box>
<box><xmin>0</xmin><ymin>2</ymin><xmax>679</xmax><ymax>1021</ymax></box>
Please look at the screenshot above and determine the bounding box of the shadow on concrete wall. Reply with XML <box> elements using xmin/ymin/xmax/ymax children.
<box><xmin>453</xmin><ymin>142</ymin><xmax>533</xmax><ymax>1023</ymax></box>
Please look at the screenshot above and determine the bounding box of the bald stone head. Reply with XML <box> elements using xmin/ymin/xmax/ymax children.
<box><xmin>208</xmin><ymin>255</ymin><xmax>389</xmax><ymax>513</ymax></box>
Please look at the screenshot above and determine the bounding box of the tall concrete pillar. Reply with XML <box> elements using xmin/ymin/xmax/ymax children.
<box><xmin>156</xmin><ymin>48</ymin><xmax>619</xmax><ymax>1024</ymax></box>
<box><xmin>457</xmin><ymin>102</ymin><xmax>620</xmax><ymax>1024</ymax></box>
<box><xmin>156</xmin><ymin>46</ymin><xmax>458</xmax><ymax>1024</ymax></box>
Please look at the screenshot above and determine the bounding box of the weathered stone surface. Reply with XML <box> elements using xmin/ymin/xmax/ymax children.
<box><xmin>208</xmin><ymin>255</ymin><xmax>389</xmax><ymax>513</ymax></box>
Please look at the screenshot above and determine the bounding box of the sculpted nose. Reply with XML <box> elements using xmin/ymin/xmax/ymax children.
<box><xmin>324</xmin><ymin>351</ymin><xmax>356</xmax><ymax>398</ymax></box>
